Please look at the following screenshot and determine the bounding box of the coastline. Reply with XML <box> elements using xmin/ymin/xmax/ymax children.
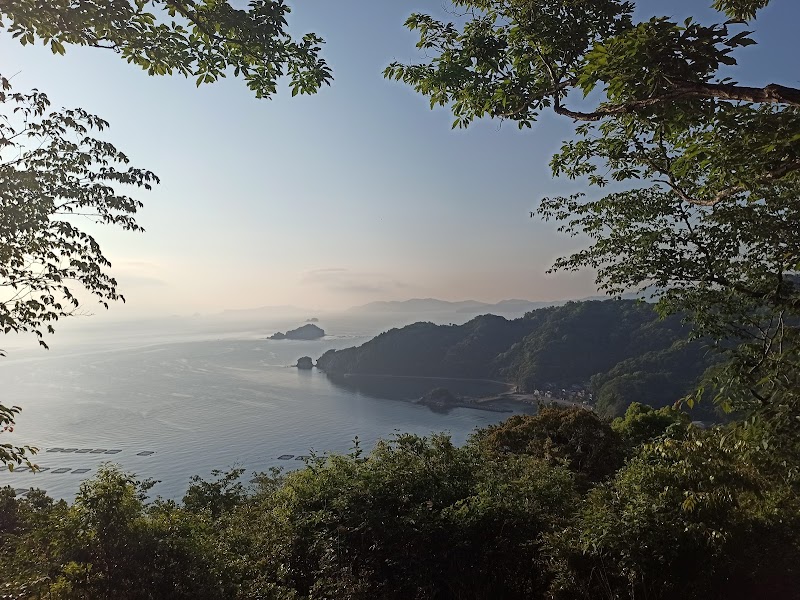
<box><xmin>333</xmin><ymin>372</ymin><xmax>516</xmax><ymax>412</ymax></box>
<box><xmin>339</xmin><ymin>372</ymin><xmax>512</xmax><ymax>387</ymax></box>
<box><xmin>474</xmin><ymin>392</ymin><xmax>591</xmax><ymax>412</ymax></box>
<box><xmin>330</xmin><ymin>372</ymin><xmax>590</xmax><ymax>413</ymax></box>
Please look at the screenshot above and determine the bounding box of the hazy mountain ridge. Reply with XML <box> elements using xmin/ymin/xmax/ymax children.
<box><xmin>345</xmin><ymin>293</ymin><xmax>654</xmax><ymax>316</ymax></box>
<box><xmin>214</xmin><ymin>293</ymin><xmax>651</xmax><ymax>321</ymax></box>
<box><xmin>347</xmin><ymin>297</ymin><xmax>563</xmax><ymax>315</ymax></box>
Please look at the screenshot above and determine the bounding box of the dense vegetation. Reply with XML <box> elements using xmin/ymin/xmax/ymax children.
<box><xmin>2</xmin><ymin>403</ymin><xmax>799</xmax><ymax>599</ymax></box>
<box><xmin>317</xmin><ymin>300</ymin><xmax>714</xmax><ymax>416</ymax></box>
<box><xmin>318</xmin><ymin>313</ymin><xmax>537</xmax><ymax>379</ymax></box>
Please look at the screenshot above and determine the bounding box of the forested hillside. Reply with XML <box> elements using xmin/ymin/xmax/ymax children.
<box><xmin>317</xmin><ymin>313</ymin><xmax>536</xmax><ymax>379</ymax></box>
<box><xmin>4</xmin><ymin>404</ymin><xmax>799</xmax><ymax>599</ymax></box>
<box><xmin>317</xmin><ymin>300</ymin><xmax>714</xmax><ymax>416</ymax></box>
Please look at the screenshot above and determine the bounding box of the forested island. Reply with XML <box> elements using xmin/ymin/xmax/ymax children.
<box><xmin>317</xmin><ymin>300</ymin><xmax>716</xmax><ymax>417</ymax></box>
<box><xmin>270</xmin><ymin>324</ymin><xmax>325</xmax><ymax>340</ymax></box>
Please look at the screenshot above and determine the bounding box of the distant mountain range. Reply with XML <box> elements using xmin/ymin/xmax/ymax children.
<box><xmin>217</xmin><ymin>292</ymin><xmax>654</xmax><ymax>320</ymax></box>
<box><xmin>217</xmin><ymin>298</ymin><xmax>569</xmax><ymax>319</ymax></box>
<box><xmin>346</xmin><ymin>294</ymin><xmax>655</xmax><ymax>316</ymax></box>
<box><xmin>347</xmin><ymin>298</ymin><xmax>567</xmax><ymax>315</ymax></box>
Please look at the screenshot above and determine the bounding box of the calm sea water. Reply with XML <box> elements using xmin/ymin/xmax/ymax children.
<box><xmin>0</xmin><ymin>314</ymin><xmax>525</xmax><ymax>501</ymax></box>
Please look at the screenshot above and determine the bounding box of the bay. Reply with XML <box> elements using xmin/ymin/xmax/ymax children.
<box><xmin>0</xmin><ymin>314</ymin><xmax>527</xmax><ymax>501</ymax></box>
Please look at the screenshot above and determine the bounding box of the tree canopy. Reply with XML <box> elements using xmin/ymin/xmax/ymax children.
<box><xmin>387</xmin><ymin>0</ymin><xmax>800</xmax><ymax>414</ymax></box>
<box><xmin>0</xmin><ymin>78</ymin><xmax>157</xmax><ymax>352</ymax></box>
<box><xmin>318</xmin><ymin>300</ymin><xmax>713</xmax><ymax>417</ymax></box>
<box><xmin>0</xmin><ymin>75</ymin><xmax>159</xmax><ymax>467</ymax></box>
<box><xmin>0</xmin><ymin>0</ymin><xmax>331</xmax><ymax>98</ymax></box>
<box><xmin>1</xmin><ymin>2</ymin><xmax>799</xmax><ymax>594</ymax></box>
<box><xmin>2</xmin><ymin>405</ymin><xmax>799</xmax><ymax>599</ymax></box>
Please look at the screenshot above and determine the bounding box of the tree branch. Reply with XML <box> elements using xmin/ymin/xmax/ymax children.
<box><xmin>676</xmin><ymin>81</ymin><xmax>800</xmax><ymax>106</ymax></box>
<box><xmin>554</xmin><ymin>81</ymin><xmax>800</xmax><ymax>122</ymax></box>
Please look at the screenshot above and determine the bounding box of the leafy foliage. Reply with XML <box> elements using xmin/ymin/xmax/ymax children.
<box><xmin>1</xmin><ymin>0</ymin><xmax>331</xmax><ymax>469</ymax></box>
<box><xmin>558</xmin><ymin>427</ymin><xmax>800</xmax><ymax>599</ymax></box>
<box><xmin>590</xmin><ymin>339</ymin><xmax>718</xmax><ymax>417</ymax></box>
<box><xmin>0</xmin><ymin>465</ymin><xmax>230</xmax><ymax>599</ymax></box>
<box><xmin>0</xmin><ymin>77</ymin><xmax>157</xmax><ymax>351</ymax></box>
<box><xmin>0</xmin><ymin>404</ymin><xmax>36</xmax><ymax>470</ymax></box>
<box><xmin>611</xmin><ymin>401</ymin><xmax>691</xmax><ymax>449</ymax></box>
<box><xmin>317</xmin><ymin>313</ymin><xmax>537</xmax><ymax>379</ymax></box>
<box><xmin>0</xmin><ymin>0</ymin><xmax>331</xmax><ymax>98</ymax></box>
<box><xmin>500</xmin><ymin>300</ymin><xmax>706</xmax><ymax>400</ymax></box>
<box><xmin>2</xmin><ymin>406</ymin><xmax>800</xmax><ymax>599</ymax></box>
<box><xmin>474</xmin><ymin>406</ymin><xmax>624</xmax><ymax>485</ymax></box>
<box><xmin>385</xmin><ymin>1</ymin><xmax>790</xmax><ymax>127</ymax></box>
<box><xmin>713</xmin><ymin>0</ymin><xmax>771</xmax><ymax>20</ymax></box>
<box><xmin>3</xmin><ymin>0</ymin><xmax>800</xmax><ymax>596</ymax></box>
<box><xmin>183</xmin><ymin>467</ymin><xmax>246</xmax><ymax>518</ymax></box>
<box><xmin>0</xmin><ymin>77</ymin><xmax>159</xmax><ymax>468</ymax></box>
<box><xmin>384</xmin><ymin>0</ymin><xmax>636</xmax><ymax>129</ymax></box>
<box><xmin>224</xmin><ymin>434</ymin><xmax>578</xmax><ymax>599</ymax></box>
<box><xmin>388</xmin><ymin>0</ymin><xmax>800</xmax><ymax>417</ymax></box>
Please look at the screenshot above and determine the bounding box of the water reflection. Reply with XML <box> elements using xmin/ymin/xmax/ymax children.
<box><xmin>325</xmin><ymin>373</ymin><xmax>510</xmax><ymax>405</ymax></box>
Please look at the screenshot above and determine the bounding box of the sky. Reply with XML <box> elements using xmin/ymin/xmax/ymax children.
<box><xmin>1</xmin><ymin>0</ymin><xmax>798</xmax><ymax>316</ymax></box>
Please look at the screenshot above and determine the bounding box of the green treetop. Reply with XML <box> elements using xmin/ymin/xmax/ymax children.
<box><xmin>387</xmin><ymin>0</ymin><xmax>800</xmax><ymax>413</ymax></box>
<box><xmin>0</xmin><ymin>0</ymin><xmax>331</xmax><ymax>98</ymax></box>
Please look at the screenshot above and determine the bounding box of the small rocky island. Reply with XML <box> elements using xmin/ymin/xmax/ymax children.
<box><xmin>296</xmin><ymin>356</ymin><xmax>314</xmax><ymax>370</ymax></box>
<box><xmin>270</xmin><ymin>324</ymin><xmax>325</xmax><ymax>340</ymax></box>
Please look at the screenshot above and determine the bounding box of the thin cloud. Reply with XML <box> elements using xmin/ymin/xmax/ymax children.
<box><xmin>119</xmin><ymin>275</ymin><xmax>169</xmax><ymax>287</ymax></box>
<box><xmin>301</xmin><ymin>268</ymin><xmax>411</xmax><ymax>296</ymax></box>
<box><xmin>113</xmin><ymin>260</ymin><xmax>169</xmax><ymax>288</ymax></box>
<box><xmin>305</xmin><ymin>267</ymin><xmax>348</xmax><ymax>276</ymax></box>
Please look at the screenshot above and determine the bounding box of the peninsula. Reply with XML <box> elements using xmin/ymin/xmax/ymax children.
<box><xmin>315</xmin><ymin>300</ymin><xmax>715</xmax><ymax>417</ymax></box>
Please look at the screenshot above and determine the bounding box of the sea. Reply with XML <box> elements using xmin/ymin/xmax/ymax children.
<box><xmin>0</xmin><ymin>312</ymin><xmax>525</xmax><ymax>501</ymax></box>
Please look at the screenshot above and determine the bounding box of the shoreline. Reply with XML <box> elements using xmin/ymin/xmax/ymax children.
<box><xmin>475</xmin><ymin>392</ymin><xmax>591</xmax><ymax>411</ymax></box>
<box><xmin>412</xmin><ymin>393</ymin><xmax>589</xmax><ymax>414</ymax></box>
<box><xmin>328</xmin><ymin>372</ymin><xmax>591</xmax><ymax>413</ymax></box>
<box><xmin>339</xmin><ymin>372</ymin><xmax>512</xmax><ymax>388</ymax></box>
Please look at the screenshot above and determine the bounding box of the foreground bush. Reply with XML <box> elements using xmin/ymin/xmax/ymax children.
<box><xmin>2</xmin><ymin>405</ymin><xmax>799</xmax><ymax>599</ymax></box>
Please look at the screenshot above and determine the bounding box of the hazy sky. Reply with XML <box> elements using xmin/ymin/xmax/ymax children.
<box><xmin>2</xmin><ymin>0</ymin><xmax>797</xmax><ymax>315</ymax></box>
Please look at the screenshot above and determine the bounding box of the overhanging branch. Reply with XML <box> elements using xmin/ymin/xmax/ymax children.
<box><xmin>554</xmin><ymin>81</ymin><xmax>800</xmax><ymax>122</ymax></box>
